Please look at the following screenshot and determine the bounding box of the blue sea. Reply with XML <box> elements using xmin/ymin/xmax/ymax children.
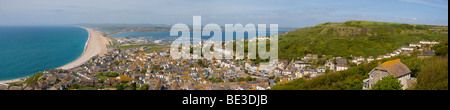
<box><xmin>0</xmin><ymin>26</ymin><xmax>88</xmax><ymax>81</ymax></box>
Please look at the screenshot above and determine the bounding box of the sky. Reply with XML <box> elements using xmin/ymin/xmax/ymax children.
<box><xmin>0</xmin><ymin>0</ymin><xmax>448</xmax><ymax>27</ymax></box>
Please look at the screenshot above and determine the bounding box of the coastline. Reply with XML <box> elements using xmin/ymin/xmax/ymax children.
<box><xmin>0</xmin><ymin>27</ymin><xmax>110</xmax><ymax>84</ymax></box>
<box><xmin>57</xmin><ymin>27</ymin><xmax>110</xmax><ymax>70</ymax></box>
<box><xmin>0</xmin><ymin>78</ymin><xmax>26</xmax><ymax>84</ymax></box>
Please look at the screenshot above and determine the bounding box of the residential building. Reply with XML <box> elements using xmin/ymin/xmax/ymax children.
<box><xmin>367</xmin><ymin>56</ymin><xmax>374</xmax><ymax>62</ymax></box>
<box><xmin>409</xmin><ymin>43</ymin><xmax>421</xmax><ymax>47</ymax></box>
<box><xmin>400</xmin><ymin>46</ymin><xmax>414</xmax><ymax>51</ymax></box>
<box><xmin>418</xmin><ymin>50</ymin><xmax>435</xmax><ymax>58</ymax></box>
<box><xmin>325</xmin><ymin>60</ymin><xmax>335</xmax><ymax>70</ymax></box>
<box><xmin>363</xmin><ymin>59</ymin><xmax>413</xmax><ymax>90</ymax></box>
<box><xmin>316</xmin><ymin>66</ymin><xmax>326</xmax><ymax>73</ymax></box>
<box><xmin>336</xmin><ymin>64</ymin><xmax>349</xmax><ymax>71</ymax></box>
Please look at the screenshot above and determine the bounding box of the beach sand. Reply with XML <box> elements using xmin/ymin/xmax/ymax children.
<box><xmin>0</xmin><ymin>78</ymin><xmax>25</xmax><ymax>84</ymax></box>
<box><xmin>0</xmin><ymin>27</ymin><xmax>110</xmax><ymax>84</ymax></box>
<box><xmin>57</xmin><ymin>27</ymin><xmax>110</xmax><ymax>70</ymax></box>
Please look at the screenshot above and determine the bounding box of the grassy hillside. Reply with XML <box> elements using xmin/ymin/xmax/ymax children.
<box><xmin>279</xmin><ymin>21</ymin><xmax>448</xmax><ymax>59</ymax></box>
<box><xmin>271</xmin><ymin>55</ymin><xmax>448</xmax><ymax>90</ymax></box>
<box><xmin>271</xmin><ymin>41</ymin><xmax>448</xmax><ymax>90</ymax></box>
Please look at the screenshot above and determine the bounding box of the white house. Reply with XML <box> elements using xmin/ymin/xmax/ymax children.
<box><xmin>325</xmin><ymin>60</ymin><xmax>335</xmax><ymax>70</ymax></box>
<box><xmin>420</xmin><ymin>40</ymin><xmax>431</xmax><ymax>44</ymax></box>
<box><xmin>316</xmin><ymin>66</ymin><xmax>326</xmax><ymax>73</ymax></box>
<box><xmin>430</xmin><ymin>41</ymin><xmax>440</xmax><ymax>45</ymax></box>
<box><xmin>401</xmin><ymin>46</ymin><xmax>414</xmax><ymax>51</ymax></box>
<box><xmin>409</xmin><ymin>43</ymin><xmax>421</xmax><ymax>47</ymax></box>
<box><xmin>282</xmin><ymin>71</ymin><xmax>292</xmax><ymax>75</ymax></box>
<box><xmin>390</xmin><ymin>52</ymin><xmax>399</xmax><ymax>57</ymax></box>
<box><xmin>336</xmin><ymin>64</ymin><xmax>349</xmax><ymax>71</ymax></box>
<box><xmin>357</xmin><ymin>56</ymin><xmax>365</xmax><ymax>62</ymax></box>
<box><xmin>294</xmin><ymin>61</ymin><xmax>311</xmax><ymax>69</ymax></box>
<box><xmin>295</xmin><ymin>72</ymin><xmax>304</xmax><ymax>78</ymax></box>
<box><xmin>153</xmin><ymin>40</ymin><xmax>162</xmax><ymax>44</ymax></box>
<box><xmin>367</xmin><ymin>56</ymin><xmax>374</xmax><ymax>62</ymax></box>
<box><xmin>377</xmin><ymin>55</ymin><xmax>384</xmax><ymax>60</ymax></box>
<box><xmin>351</xmin><ymin>58</ymin><xmax>359</xmax><ymax>63</ymax></box>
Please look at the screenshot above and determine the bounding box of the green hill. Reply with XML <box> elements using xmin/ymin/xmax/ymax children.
<box><xmin>278</xmin><ymin>21</ymin><xmax>448</xmax><ymax>59</ymax></box>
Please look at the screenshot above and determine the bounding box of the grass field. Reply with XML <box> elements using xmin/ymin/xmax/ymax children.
<box><xmin>23</xmin><ymin>72</ymin><xmax>44</xmax><ymax>84</ymax></box>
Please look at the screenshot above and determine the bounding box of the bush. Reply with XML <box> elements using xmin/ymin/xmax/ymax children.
<box><xmin>24</xmin><ymin>72</ymin><xmax>44</xmax><ymax>84</ymax></box>
<box><xmin>269</xmin><ymin>76</ymin><xmax>275</xmax><ymax>79</ymax></box>
<box><xmin>96</xmin><ymin>72</ymin><xmax>119</xmax><ymax>77</ymax></box>
<box><xmin>139</xmin><ymin>84</ymin><xmax>150</xmax><ymax>90</ymax></box>
<box><xmin>371</xmin><ymin>75</ymin><xmax>403</xmax><ymax>90</ymax></box>
<box><xmin>237</xmin><ymin>77</ymin><xmax>246</xmax><ymax>82</ymax></box>
<box><xmin>432</xmin><ymin>40</ymin><xmax>448</xmax><ymax>56</ymax></box>
<box><xmin>245</xmin><ymin>76</ymin><xmax>253</xmax><ymax>81</ymax></box>
<box><xmin>414</xmin><ymin>56</ymin><xmax>448</xmax><ymax>90</ymax></box>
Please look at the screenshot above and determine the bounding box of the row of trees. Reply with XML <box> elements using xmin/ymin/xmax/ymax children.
<box><xmin>228</xmin><ymin>76</ymin><xmax>258</xmax><ymax>82</ymax></box>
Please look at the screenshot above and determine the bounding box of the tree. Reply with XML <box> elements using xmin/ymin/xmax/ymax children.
<box><xmin>245</xmin><ymin>76</ymin><xmax>253</xmax><ymax>81</ymax></box>
<box><xmin>214</xmin><ymin>78</ymin><xmax>221</xmax><ymax>83</ymax></box>
<box><xmin>371</xmin><ymin>75</ymin><xmax>403</xmax><ymax>90</ymax></box>
<box><xmin>401</xmin><ymin>57</ymin><xmax>423</xmax><ymax>77</ymax></box>
<box><xmin>116</xmin><ymin>84</ymin><xmax>124</xmax><ymax>90</ymax></box>
<box><xmin>432</xmin><ymin>40</ymin><xmax>448</xmax><ymax>56</ymax></box>
<box><xmin>139</xmin><ymin>84</ymin><xmax>150</xmax><ymax>90</ymax></box>
<box><xmin>269</xmin><ymin>76</ymin><xmax>275</xmax><ymax>79</ymax></box>
<box><xmin>116</xmin><ymin>84</ymin><xmax>129</xmax><ymax>90</ymax></box>
<box><xmin>349</xmin><ymin>62</ymin><xmax>357</xmax><ymax>67</ymax></box>
<box><xmin>197</xmin><ymin>60</ymin><xmax>206</xmax><ymax>67</ymax></box>
<box><xmin>275</xmin><ymin>78</ymin><xmax>280</xmax><ymax>83</ymax></box>
<box><xmin>140</xmin><ymin>70</ymin><xmax>147</xmax><ymax>74</ymax></box>
<box><xmin>131</xmin><ymin>82</ymin><xmax>137</xmax><ymax>90</ymax></box>
<box><xmin>237</xmin><ymin>77</ymin><xmax>246</xmax><ymax>82</ymax></box>
<box><xmin>98</xmin><ymin>79</ymin><xmax>105</xmax><ymax>83</ymax></box>
<box><xmin>71</xmin><ymin>83</ymin><xmax>81</xmax><ymax>89</ymax></box>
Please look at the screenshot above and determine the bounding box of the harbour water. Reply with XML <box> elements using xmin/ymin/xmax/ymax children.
<box><xmin>108</xmin><ymin>31</ymin><xmax>287</xmax><ymax>42</ymax></box>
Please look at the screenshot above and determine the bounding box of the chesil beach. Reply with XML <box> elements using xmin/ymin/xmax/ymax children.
<box><xmin>57</xmin><ymin>27</ymin><xmax>110</xmax><ymax>70</ymax></box>
<box><xmin>0</xmin><ymin>27</ymin><xmax>110</xmax><ymax>84</ymax></box>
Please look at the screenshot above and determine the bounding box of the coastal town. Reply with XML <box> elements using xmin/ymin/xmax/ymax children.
<box><xmin>0</xmin><ymin>27</ymin><xmax>443</xmax><ymax>90</ymax></box>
